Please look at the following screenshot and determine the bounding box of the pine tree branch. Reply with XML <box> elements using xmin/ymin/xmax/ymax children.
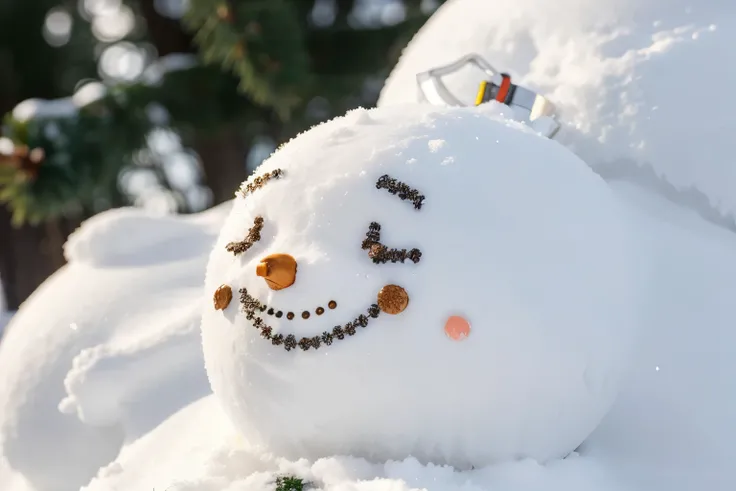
<box><xmin>0</xmin><ymin>61</ymin><xmax>264</xmax><ymax>226</ymax></box>
<box><xmin>183</xmin><ymin>0</ymin><xmax>311</xmax><ymax>118</ymax></box>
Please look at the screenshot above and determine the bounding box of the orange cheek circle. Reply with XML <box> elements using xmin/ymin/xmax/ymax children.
<box><xmin>444</xmin><ymin>315</ymin><xmax>471</xmax><ymax>341</ymax></box>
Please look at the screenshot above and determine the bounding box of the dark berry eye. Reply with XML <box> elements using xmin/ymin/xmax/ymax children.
<box><xmin>361</xmin><ymin>222</ymin><xmax>422</xmax><ymax>265</ymax></box>
<box><xmin>362</xmin><ymin>175</ymin><xmax>424</xmax><ymax>264</ymax></box>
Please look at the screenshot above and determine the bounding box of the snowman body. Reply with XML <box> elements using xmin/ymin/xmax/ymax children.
<box><xmin>201</xmin><ymin>104</ymin><xmax>637</xmax><ymax>467</ymax></box>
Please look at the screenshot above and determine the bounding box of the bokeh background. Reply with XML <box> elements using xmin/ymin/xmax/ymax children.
<box><xmin>0</xmin><ymin>0</ymin><xmax>445</xmax><ymax>311</ymax></box>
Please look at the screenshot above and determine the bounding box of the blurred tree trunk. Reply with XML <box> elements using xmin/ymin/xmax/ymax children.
<box><xmin>139</xmin><ymin>0</ymin><xmax>252</xmax><ymax>206</ymax></box>
<box><xmin>0</xmin><ymin>0</ymin><xmax>100</xmax><ymax>311</ymax></box>
<box><xmin>0</xmin><ymin>209</ymin><xmax>77</xmax><ymax>311</ymax></box>
<box><xmin>0</xmin><ymin>208</ymin><xmax>19</xmax><ymax>310</ymax></box>
<box><xmin>193</xmin><ymin>126</ymin><xmax>250</xmax><ymax>205</ymax></box>
<box><xmin>138</xmin><ymin>0</ymin><xmax>195</xmax><ymax>55</ymax></box>
<box><xmin>0</xmin><ymin>60</ymin><xmax>71</xmax><ymax>312</ymax></box>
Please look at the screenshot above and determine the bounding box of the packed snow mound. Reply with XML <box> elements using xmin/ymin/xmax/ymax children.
<box><xmin>0</xmin><ymin>312</ymin><xmax>12</xmax><ymax>337</ymax></box>
<box><xmin>64</xmin><ymin>205</ymin><xmax>227</xmax><ymax>266</ymax></box>
<box><xmin>0</xmin><ymin>202</ymin><xmax>231</xmax><ymax>491</ymax></box>
<box><xmin>0</xmin><ymin>457</ymin><xmax>33</xmax><ymax>491</ymax></box>
<box><xmin>58</xmin><ymin>300</ymin><xmax>207</xmax><ymax>433</ymax></box>
<box><xmin>379</xmin><ymin>0</ymin><xmax>736</xmax><ymax>221</ymax></box>
<box><xmin>81</xmin><ymin>395</ymin><xmax>238</xmax><ymax>491</ymax></box>
<box><xmin>582</xmin><ymin>181</ymin><xmax>736</xmax><ymax>490</ymax></box>
<box><xmin>201</xmin><ymin>103</ymin><xmax>638</xmax><ymax>468</ymax></box>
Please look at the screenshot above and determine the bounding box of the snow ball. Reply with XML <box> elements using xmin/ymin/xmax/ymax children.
<box><xmin>200</xmin><ymin>103</ymin><xmax>638</xmax><ymax>468</ymax></box>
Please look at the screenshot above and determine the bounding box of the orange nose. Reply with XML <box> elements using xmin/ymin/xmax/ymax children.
<box><xmin>256</xmin><ymin>253</ymin><xmax>297</xmax><ymax>291</ymax></box>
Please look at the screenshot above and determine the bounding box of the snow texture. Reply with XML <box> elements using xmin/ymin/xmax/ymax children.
<box><xmin>0</xmin><ymin>313</ymin><xmax>10</xmax><ymax>337</ymax></box>
<box><xmin>81</xmin><ymin>395</ymin><xmax>629</xmax><ymax>491</ymax></box>
<box><xmin>0</xmin><ymin>202</ymin><xmax>231</xmax><ymax>491</ymax></box>
<box><xmin>63</xmin><ymin>206</ymin><xmax>222</xmax><ymax>267</ymax></box>
<box><xmin>64</xmin><ymin>175</ymin><xmax>736</xmax><ymax>491</ymax></box>
<box><xmin>379</xmin><ymin>0</ymin><xmax>736</xmax><ymax>223</ymax></box>
<box><xmin>201</xmin><ymin>103</ymin><xmax>639</xmax><ymax>468</ymax></box>
<box><xmin>0</xmin><ymin>457</ymin><xmax>33</xmax><ymax>491</ymax></box>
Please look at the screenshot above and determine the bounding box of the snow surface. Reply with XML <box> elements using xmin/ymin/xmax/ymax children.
<box><xmin>80</xmin><ymin>394</ymin><xmax>629</xmax><ymax>491</ymax></box>
<box><xmin>46</xmin><ymin>174</ymin><xmax>736</xmax><ymax>491</ymax></box>
<box><xmin>379</xmin><ymin>0</ymin><xmax>736</xmax><ymax>223</ymax></box>
<box><xmin>201</xmin><ymin>103</ymin><xmax>639</xmax><ymax>468</ymax></box>
<box><xmin>2</xmin><ymin>77</ymin><xmax>736</xmax><ymax>491</ymax></box>
<box><xmin>0</xmin><ymin>313</ymin><xmax>10</xmax><ymax>336</ymax></box>
<box><xmin>0</xmin><ymin>202</ymin><xmax>231</xmax><ymax>491</ymax></box>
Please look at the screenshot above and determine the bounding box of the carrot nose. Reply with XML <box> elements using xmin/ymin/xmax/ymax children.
<box><xmin>256</xmin><ymin>253</ymin><xmax>297</xmax><ymax>291</ymax></box>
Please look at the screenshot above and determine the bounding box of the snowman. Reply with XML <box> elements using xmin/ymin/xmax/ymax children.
<box><xmin>200</xmin><ymin>103</ymin><xmax>638</xmax><ymax>468</ymax></box>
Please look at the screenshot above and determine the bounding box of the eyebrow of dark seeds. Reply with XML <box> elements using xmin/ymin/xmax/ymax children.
<box><xmin>226</xmin><ymin>216</ymin><xmax>264</xmax><ymax>255</ymax></box>
<box><xmin>227</xmin><ymin>169</ymin><xmax>284</xmax><ymax>255</ymax></box>
<box><xmin>239</xmin><ymin>168</ymin><xmax>284</xmax><ymax>199</ymax></box>
<box><xmin>375</xmin><ymin>174</ymin><xmax>425</xmax><ymax>210</ymax></box>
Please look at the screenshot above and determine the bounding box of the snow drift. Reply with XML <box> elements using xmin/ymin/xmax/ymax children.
<box><xmin>0</xmin><ymin>203</ymin><xmax>230</xmax><ymax>491</ymax></box>
<box><xmin>379</xmin><ymin>0</ymin><xmax>736</xmax><ymax>223</ymax></box>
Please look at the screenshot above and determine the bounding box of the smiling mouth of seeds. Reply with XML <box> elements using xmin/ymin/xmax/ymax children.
<box><xmin>240</xmin><ymin>288</ymin><xmax>381</xmax><ymax>352</ymax></box>
<box><xmin>245</xmin><ymin>297</ymin><xmax>338</xmax><ymax>321</ymax></box>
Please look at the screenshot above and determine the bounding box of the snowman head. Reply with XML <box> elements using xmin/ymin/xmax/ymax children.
<box><xmin>201</xmin><ymin>103</ymin><xmax>637</xmax><ymax>468</ymax></box>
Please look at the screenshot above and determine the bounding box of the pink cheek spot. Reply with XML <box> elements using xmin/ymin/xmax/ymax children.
<box><xmin>444</xmin><ymin>315</ymin><xmax>471</xmax><ymax>341</ymax></box>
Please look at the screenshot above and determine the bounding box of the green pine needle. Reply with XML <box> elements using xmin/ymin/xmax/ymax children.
<box><xmin>275</xmin><ymin>475</ymin><xmax>306</xmax><ymax>491</ymax></box>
